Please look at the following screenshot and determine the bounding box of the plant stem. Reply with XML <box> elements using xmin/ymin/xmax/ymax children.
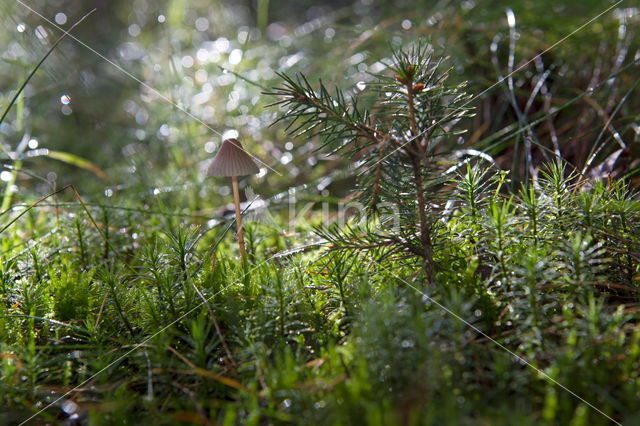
<box><xmin>75</xmin><ymin>218</ymin><xmax>86</xmax><ymax>268</ymax></box>
<box><xmin>231</xmin><ymin>176</ymin><xmax>247</xmax><ymax>258</ymax></box>
<box><xmin>411</xmin><ymin>156</ymin><xmax>434</xmax><ymax>284</ymax></box>
<box><xmin>406</xmin><ymin>82</ymin><xmax>434</xmax><ymax>283</ymax></box>
<box><xmin>257</xmin><ymin>0</ymin><xmax>270</xmax><ymax>32</ymax></box>
<box><xmin>406</xmin><ymin>85</ymin><xmax>420</xmax><ymax>147</ymax></box>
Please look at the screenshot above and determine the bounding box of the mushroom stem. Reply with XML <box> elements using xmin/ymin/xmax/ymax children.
<box><xmin>231</xmin><ymin>175</ymin><xmax>247</xmax><ymax>258</ymax></box>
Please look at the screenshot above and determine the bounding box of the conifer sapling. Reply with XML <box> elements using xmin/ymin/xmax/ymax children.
<box><xmin>268</xmin><ymin>43</ymin><xmax>473</xmax><ymax>284</ymax></box>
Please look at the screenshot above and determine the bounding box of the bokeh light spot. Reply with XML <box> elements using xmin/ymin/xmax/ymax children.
<box><xmin>55</xmin><ymin>13</ymin><xmax>67</xmax><ymax>25</ymax></box>
<box><xmin>128</xmin><ymin>24</ymin><xmax>141</xmax><ymax>37</ymax></box>
<box><xmin>204</xmin><ymin>141</ymin><xmax>217</xmax><ymax>153</ymax></box>
<box><xmin>228</xmin><ymin>49</ymin><xmax>242</xmax><ymax>65</ymax></box>
<box><xmin>195</xmin><ymin>17</ymin><xmax>209</xmax><ymax>32</ymax></box>
<box><xmin>222</xmin><ymin>129</ymin><xmax>239</xmax><ymax>140</ymax></box>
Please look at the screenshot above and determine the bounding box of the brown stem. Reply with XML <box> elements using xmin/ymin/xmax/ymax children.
<box><xmin>370</xmin><ymin>136</ymin><xmax>389</xmax><ymax>209</ymax></box>
<box><xmin>406</xmin><ymin>85</ymin><xmax>419</xmax><ymax>141</ymax></box>
<box><xmin>411</xmin><ymin>156</ymin><xmax>434</xmax><ymax>284</ymax></box>
<box><xmin>406</xmin><ymin>83</ymin><xmax>434</xmax><ymax>283</ymax></box>
<box><xmin>231</xmin><ymin>176</ymin><xmax>247</xmax><ymax>258</ymax></box>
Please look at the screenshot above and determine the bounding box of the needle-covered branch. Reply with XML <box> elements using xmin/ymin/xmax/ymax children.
<box><xmin>268</xmin><ymin>42</ymin><xmax>475</xmax><ymax>284</ymax></box>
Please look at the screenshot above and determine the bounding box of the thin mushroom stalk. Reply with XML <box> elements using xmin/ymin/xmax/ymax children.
<box><xmin>231</xmin><ymin>175</ymin><xmax>246</xmax><ymax>257</ymax></box>
<box><xmin>206</xmin><ymin>138</ymin><xmax>259</xmax><ymax>258</ymax></box>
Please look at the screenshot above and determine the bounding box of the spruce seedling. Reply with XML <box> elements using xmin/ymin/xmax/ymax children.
<box><xmin>207</xmin><ymin>138</ymin><xmax>259</xmax><ymax>258</ymax></box>
<box><xmin>268</xmin><ymin>43</ymin><xmax>473</xmax><ymax>284</ymax></box>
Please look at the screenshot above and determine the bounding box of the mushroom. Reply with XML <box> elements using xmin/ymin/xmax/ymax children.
<box><xmin>207</xmin><ymin>138</ymin><xmax>259</xmax><ymax>258</ymax></box>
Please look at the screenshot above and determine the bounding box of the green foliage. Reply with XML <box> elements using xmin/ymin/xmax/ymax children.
<box><xmin>49</xmin><ymin>261</ymin><xmax>95</xmax><ymax>321</ymax></box>
<box><xmin>0</xmin><ymin>152</ymin><xmax>638</xmax><ymax>424</ymax></box>
<box><xmin>270</xmin><ymin>44</ymin><xmax>477</xmax><ymax>283</ymax></box>
<box><xmin>0</xmin><ymin>3</ymin><xmax>639</xmax><ymax>425</ymax></box>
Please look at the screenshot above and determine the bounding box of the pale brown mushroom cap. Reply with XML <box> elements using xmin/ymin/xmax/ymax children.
<box><xmin>206</xmin><ymin>138</ymin><xmax>260</xmax><ymax>177</ymax></box>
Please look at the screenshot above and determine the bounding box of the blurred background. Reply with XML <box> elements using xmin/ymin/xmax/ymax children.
<box><xmin>0</xmin><ymin>0</ymin><xmax>638</xmax><ymax>216</ymax></box>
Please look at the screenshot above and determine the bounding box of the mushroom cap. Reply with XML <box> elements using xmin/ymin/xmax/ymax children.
<box><xmin>206</xmin><ymin>138</ymin><xmax>260</xmax><ymax>177</ymax></box>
